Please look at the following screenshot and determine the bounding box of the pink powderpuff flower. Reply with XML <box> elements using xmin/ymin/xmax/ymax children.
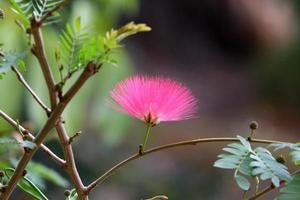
<box><xmin>110</xmin><ymin>75</ymin><xmax>198</xmax><ymax>125</ymax></box>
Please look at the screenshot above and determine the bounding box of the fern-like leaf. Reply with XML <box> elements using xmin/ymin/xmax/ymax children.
<box><xmin>57</xmin><ymin>16</ymin><xmax>89</xmax><ymax>82</ymax></box>
<box><xmin>9</xmin><ymin>0</ymin><xmax>62</xmax><ymax>26</ymax></box>
<box><xmin>214</xmin><ymin>135</ymin><xmax>252</xmax><ymax>190</ymax></box>
<box><xmin>214</xmin><ymin>136</ymin><xmax>292</xmax><ymax>190</ymax></box>
<box><xmin>250</xmin><ymin>147</ymin><xmax>292</xmax><ymax>187</ymax></box>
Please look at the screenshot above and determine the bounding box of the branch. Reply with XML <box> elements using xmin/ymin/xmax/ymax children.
<box><xmin>30</xmin><ymin>19</ymin><xmax>57</xmax><ymax>108</ymax></box>
<box><xmin>0</xmin><ymin>62</ymin><xmax>99</xmax><ymax>200</ymax></box>
<box><xmin>38</xmin><ymin>0</ymin><xmax>67</xmax><ymax>26</ymax></box>
<box><xmin>56</xmin><ymin>123</ymin><xmax>86</xmax><ymax>199</ymax></box>
<box><xmin>85</xmin><ymin>137</ymin><xmax>284</xmax><ymax>193</ymax></box>
<box><xmin>61</xmin><ymin>62</ymin><xmax>100</xmax><ymax>104</ymax></box>
<box><xmin>0</xmin><ymin>109</ymin><xmax>65</xmax><ymax>166</ymax></box>
<box><xmin>53</xmin><ymin>62</ymin><xmax>100</xmax><ymax>200</ymax></box>
<box><xmin>11</xmin><ymin>66</ymin><xmax>51</xmax><ymax>115</ymax></box>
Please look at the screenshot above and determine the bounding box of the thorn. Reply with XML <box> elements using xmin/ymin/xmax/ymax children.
<box><xmin>22</xmin><ymin>170</ymin><xmax>27</xmax><ymax>177</ymax></box>
<box><xmin>69</xmin><ymin>131</ymin><xmax>82</xmax><ymax>144</ymax></box>
<box><xmin>139</xmin><ymin>144</ymin><xmax>144</xmax><ymax>155</ymax></box>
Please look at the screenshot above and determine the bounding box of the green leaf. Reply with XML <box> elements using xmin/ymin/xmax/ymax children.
<box><xmin>66</xmin><ymin>188</ymin><xmax>78</xmax><ymax>200</ymax></box>
<box><xmin>9</xmin><ymin>0</ymin><xmax>62</xmax><ymax>27</ymax></box>
<box><xmin>250</xmin><ymin>147</ymin><xmax>292</xmax><ymax>187</ymax></box>
<box><xmin>4</xmin><ymin>168</ymin><xmax>48</xmax><ymax>200</ymax></box>
<box><xmin>57</xmin><ymin>17</ymin><xmax>89</xmax><ymax>79</ymax></box>
<box><xmin>214</xmin><ymin>135</ymin><xmax>253</xmax><ymax>190</ymax></box>
<box><xmin>235</xmin><ymin>175</ymin><xmax>250</xmax><ymax>191</ymax></box>
<box><xmin>9</xmin><ymin>0</ymin><xmax>30</xmax><ymax>26</ymax></box>
<box><xmin>276</xmin><ymin>174</ymin><xmax>300</xmax><ymax>200</ymax></box>
<box><xmin>0</xmin><ymin>50</ymin><xmax>27</xmax><ymax>76</ymax></box>
<box><xmin>27</xmin><ymin>161</ymin><xmax>69</xmax><ymax>188</ymax></box>
<box><xmin>74</xmin><ymin>16</ymin><xmax>81</xmax><ymax>33</ymax></box>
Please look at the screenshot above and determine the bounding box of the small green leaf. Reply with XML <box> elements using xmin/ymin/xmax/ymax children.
<box><xmin>237</xmin><ymin>135</ymin><xmax>251</xmax><ymax>151</ymax></box>
<box><xmin>235</xmin><ymin>175</ymin><xmax>250</xmax><ymax>191</ymax></box>
<box><xmin>17</xmin><ymin>59</ymin><xmax>26</xmax><ymax>71</ymax></box>
<box><xmin>66</xmin><ymin>188</ymin><xmax>78</xmax><ymax>200</ymax></box>
<box><xmin>74</xmin><ymin>16</ymin><xmax>81</xmax><ymax>33</ymax></box>
<box><xmin>4</xmin><ymin>168</ymin><xmax>48</xmax><ymax>200</ymax></box>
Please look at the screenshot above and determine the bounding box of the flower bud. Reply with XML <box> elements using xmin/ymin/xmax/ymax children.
<box><xmin>250</xmin><ymin>121</ymin><xmax>258</xmax><ymax>130</ymax></box>
<box><xmin>64</xmin><ymin>190</ymin><xmax>70</xmax><ymax>196</ymax></box>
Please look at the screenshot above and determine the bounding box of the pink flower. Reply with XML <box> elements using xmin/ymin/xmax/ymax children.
<box><xmin>110</xmin><ymin>75</ymin><xmax>198</xmax><ymax>125</ymax></box>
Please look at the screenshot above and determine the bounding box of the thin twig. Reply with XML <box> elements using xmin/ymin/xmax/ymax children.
<box><xmin>0</xmin><ymin>109</ymin><xmax>65</xmax><ymax>166</ymax></box>
<box><xmin>11</xmin><ymin>66</ymin><xmax>51</xmax><ymax>115</ymax></box>
<box><xmin>85</xmin><ymin>137</ymin><xmax>284</xmax><ymax>193</ymax></box>
<box><xmin>69</xmin><ymin>131</ymin><xmax>82</xmax><ymax>144</ymax></box>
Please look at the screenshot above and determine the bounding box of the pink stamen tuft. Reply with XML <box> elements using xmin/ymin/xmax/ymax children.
<box><xmin>110</xmin><ymin>75</ymin><xmax>198</xmax><ymax>125</ymax></box>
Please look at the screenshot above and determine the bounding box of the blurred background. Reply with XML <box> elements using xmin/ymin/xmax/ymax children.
<box><xmin>1</xmin><ymin>0</ymin><xmax>300</xmax><ymax>199</ymax></box>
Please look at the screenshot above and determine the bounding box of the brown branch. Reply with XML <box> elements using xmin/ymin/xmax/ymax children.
<box><xmin>56</xmin><ymin>124</ymin><xmax>87</xmax><ymax>199</ymax></box>
<box><xmin>0</xmin><ymin>63</ymin><xmax>99</xmax><ymax>200</ymax></box>
<box><xmin>0</xmin><ymin>109</ymin><xmax>65</xmax><ymax>166</ymax></box>
<box><xmin>61</xmin><ymin>62</ymin><xmax>100</xmax><ymax>104</ymax></box>
<box><xmin>11</xmin><ymin>66</ymin><xmax>51</xmax><ymax>115</ymax></box>
<box><xmin>53</xmin><ymin>62</ymin><xmax>100</xmax><ymax>200</ymax></box>
<box><xmin>30</xmin><ymin>18</ymin><xmax>57</xmax><ymax>108</ymax></box>
<box><xmin>85</xmin><ymin>137</ymin><xmax>284</xmax><ymax>193</ymax></box>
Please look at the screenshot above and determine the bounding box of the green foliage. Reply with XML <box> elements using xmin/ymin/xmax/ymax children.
<box><xmin>4</xmin><ymin>167</ymin><xmax>48</xmax><ymax>200</ymax></box>
<box><xmin>214</xmin><ymin>136</ymin><xmax>252</xmax><ymax>190</ymax></box>
<box><xmin>57</xmin><ymin>21</ymin><xmax>151</xmax><ymax>86</ymax></box>
<box><xmin>57</xmin><ymin>16</ymin><xmax>89</xmax><ymax>83</ymax></box>
<box><xmin>250</xmin><ymin>147</ymin><xmax>291</xmax><ymax>187</ymax></box>
<box><xmin>0</xmin><ymin>50</ymin><xmax>27</xmax><ymax>79</ymax></box>
<box><xmin>66</xmin><ymin>188</ymin><xmax>78</xmax><ymax>200</ymax></box>
<box><xmin>270</xmin><ymin>143</ymin><xmax>300</xmax><ymax>166</ymax></box>
<box><xmin>276</xmin><ymin>174</ymin><xmax>300</xmax><ymax>200</ymax></box>
<box><xmin>9</xmin><ymin>0</ymin><xmax>62</xmax><ymax>26</ymax></box>
<box><xmin>214</xmin><ymin>136</ymin><xmax>292</xmax><ymax>190</ymax></box>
